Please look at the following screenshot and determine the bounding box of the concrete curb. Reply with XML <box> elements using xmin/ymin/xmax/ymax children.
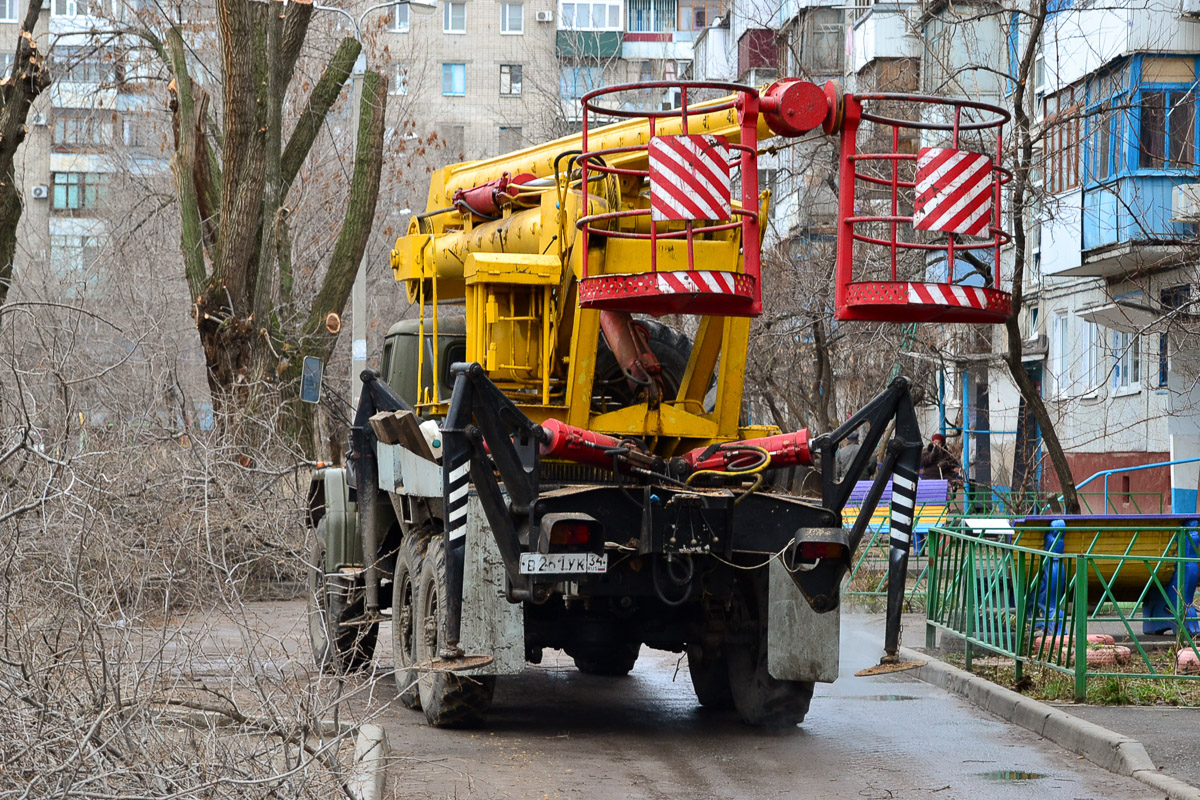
<box><xmin>895</xmin><ymin>644</ymin><xmax>1200</xmax><ymax>800</ymax></box>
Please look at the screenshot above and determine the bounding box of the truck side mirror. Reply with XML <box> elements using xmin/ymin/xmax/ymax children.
<box><xmin>300</xmin><ymin>356</ymin><xmax>324</xmax><ymax>404</ymax></box>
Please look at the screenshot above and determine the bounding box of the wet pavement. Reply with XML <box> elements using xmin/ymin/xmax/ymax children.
<box><xmin>372</xmin><ymin>612</ymin><xmax>1160</xmax><ymax>800</ymax></box>
<box><xmin>159</xmin><ymin>601</ymin><xmax>1170</xmax><ymax>798</ymax></box>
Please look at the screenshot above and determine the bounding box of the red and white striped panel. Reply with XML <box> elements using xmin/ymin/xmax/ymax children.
<box><xmin>655</xmin><ymin>270</ymin><xmax>738</xmax><ymax>295</ymax></box>
<box><xmin>912</xmin><ymin>147</ymin><xmax>993</xmax><ymax>236</ymax></box>
<box><xmin>907</xmin><ymin>282</ymin><xmax>990</xmax><ymax>310</ymax></box>
<box><xmin>648</xmin><ymin>135</ymin><xmax>732</xmax><ymax>222</ymax></box>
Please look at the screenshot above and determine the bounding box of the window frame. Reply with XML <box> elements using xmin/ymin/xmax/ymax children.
<box><xmin>442</xmin><ymin>62</ymin><xmax>466</xmax><ymax>97</ymax></box>
<box><xmin>392</xmin><ymin>2</ymin><xmax>409</xmax><ymax>32</ymax></box>
<box><xmin>0</xmin><ymin>0</ymin><xmax>17</xmax><ymax>22</ymax></box>
<box><xmin>52</xmin><ymin>109</ymin><xmax>110</xmax><ymax>150</ymax></box>
<box><xmin>627</xmin><ymin>0</ymin><xmax>676</xmax><ymax>33</ymax></box>
<box><xmin>391</xmin><ymin>62</ymin><xmax>409</xmax><ymax>96</ymax></box>
<box><xmin>50</xmin><ymin>171</ymin><xmax>109</xmax><ymax>214</ymax></box>
<box><xmin>500</xmin><ymin>1</ymin><xmax>523</xmax><ymax>34</ymax></box>
<box><xmin>1084</xmin><ymin>55</ymin><xmax>1200</xmax><ymax>189</ymax></box>
<box><xmin>1052</xmin><ymin>310</ymin><xmax>1071</xmax><ymax>397</ymax></box>
<box><xmin>559</xmin><ymin>0</ymin><xmax>621</xmax><ymax>30</ymax></box>
<box><xmin>1043</xmin><ymin>84</ymin><xmax>1082</xmax><ymax>194</ymax></box>
<box><xmin>1112</xmin><ymin>329</ymin><xmax>1141</xmax><ymax>392</ymax></box>
<box><xmin>499</xmin><ymin>63</ymin><xmax>522</xmax><ymax>96</ymax></box>
<box><xmin>443</xmin><ymin>1</ymin><xmax>466</xmax><ymax>33</ymax></box>
<box><xmin>559</xmin><ymin>65</ymin><xmax>602</xmax><ymax>101</ymax></box>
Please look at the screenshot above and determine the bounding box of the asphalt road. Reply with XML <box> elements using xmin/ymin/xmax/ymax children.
<box><xmin>374</xmin><ymin>613</ymin><xmax>1161</xmax><ymax>800</ymax></box>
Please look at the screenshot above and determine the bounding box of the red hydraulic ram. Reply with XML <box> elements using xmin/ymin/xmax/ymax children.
<box><xmin>539</xmin><ymin>419</ymin><xmax>627</xmax><ymax>471</ymax></box>
<box><xmin>680</xmin><ymin>430</ymin><xmax>812</xmax><ymax>472</ymax></box>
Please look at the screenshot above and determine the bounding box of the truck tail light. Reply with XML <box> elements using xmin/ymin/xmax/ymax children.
<box><xmin>550</xmin><ymin>521</ymin><xmax>593</xmax><ymax>546</ymax></box>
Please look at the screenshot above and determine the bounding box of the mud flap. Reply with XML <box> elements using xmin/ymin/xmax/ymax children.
<box><xmin>767</xmin><ymin>559</ymin><xmax>839</xmax><ymax>683</ymax></box>
<box><xmin>458</xmin><ymin>496</ymin><xmax>525</xmax><ymax>676</ymax></box>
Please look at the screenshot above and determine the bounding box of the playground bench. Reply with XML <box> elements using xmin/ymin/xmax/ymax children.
<box><xmin>842</xmin><ymin>478</ymin><xmax>951</xmax><ymax>549</ymax></box>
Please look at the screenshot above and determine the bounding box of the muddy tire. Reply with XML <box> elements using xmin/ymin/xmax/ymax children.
<box><xmin>568</xmin><ymin>642</ymin><xmax>640</xmax><ymax>676</ymax></box>
<box><xmin>687</xmin><ymin>646</ymin><xmax>734</xmax><ymax>709</ymax></box>
<box><xmin>593</xmin><ymin>320</ymin><xmax>692</xmax><ymax>410</ymax></box>
<box><xmin>725</xmin><ymin>571</ymin><xmax>813</xmax><ymax>726</ymax></box>
<box><xmin>307</xmin><ymin>520</ymin><xmax>378</xmax><ymax>673</ymax></box>
<box><xmin>392</xmin><ymin>533</ymin><xmax>425</xmax><ymax>709</ymax></box>
<box><xmin>414</xmin><ymin>535</ymin><xmax>495</xmax><ymax>728</ymax></box>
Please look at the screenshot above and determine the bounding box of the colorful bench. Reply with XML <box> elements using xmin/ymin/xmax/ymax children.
<box><xmin>1014</xmin><ymin>515</ymin><xmax>1200</xmax><ymax>636</ymax></box>
<box><xmin>843</xmin><ymin>478</ymin><xmax>952</xmax><ymax>552</ymax></box>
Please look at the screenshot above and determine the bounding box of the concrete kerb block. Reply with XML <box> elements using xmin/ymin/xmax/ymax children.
<box><xmin>1133</xmin><ymin>769</ymin><xmax>1200</xmax><ymax>800</ymax></box>
<box><xmin>349</xmin><ymin>724</ymin><xmax>389</xmax><ymax>800</ymax></box>
<box><xmin>1040</xmin><ymin>710</ymin><xmax>1131</xmax><ymax>774</ymax></box>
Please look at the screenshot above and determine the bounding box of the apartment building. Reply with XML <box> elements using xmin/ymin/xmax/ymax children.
<box><xmin>381</xmin><ymin>0</ymin><xmax>561</xmax><ymax>157</ymax></box>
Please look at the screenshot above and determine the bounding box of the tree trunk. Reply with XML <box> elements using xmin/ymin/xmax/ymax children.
<box><xmin>1002</xmin><ymin>0</ymin><xmax>1081</xmax><ymax>514</ymax></box>
<box><xmin>0</xmin><ymin>0</ymin><xmax>50</xmax><ymax>319</ymax></box>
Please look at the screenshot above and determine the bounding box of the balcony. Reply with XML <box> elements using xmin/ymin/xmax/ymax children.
<box><xmin>1078</xmin><ymin>177</ymin><xmax>1195</xmax><ymax>277</ymax></box>
<box><xmin>556</xmin><ymin>30</ymin><xmax>624</xmax><ymax>59</ymax></box>
<box><xmin>849</xmin><ymin>4</ymin><xmax>920</xmax><ymax>75</ymax></box>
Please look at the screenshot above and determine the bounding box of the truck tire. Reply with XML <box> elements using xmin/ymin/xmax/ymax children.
<box><xmin>414</xmin><ymin>535</ymin><xmax>496</xmax><ymax>728</ymax></box>
<box><xmin>726</xmin><ymin>571</ymin><xmax>813</xmax><ymax>726</ymax></box>
<box><xmin>687</xmin><ymin>647</ymin><xmax>734</xmax><ymax>709</ymax></box>
<box><xmin>568</xmin><ymin>642</ymin><xmax>640</xmax><ymax>676</ymax></box>
<box><xmin>593</xmin><ymin>320</ymin><xmax>692</xmax><ymax>410</ymax></box>
<box><xmin>392</xmin><ymin>533</ymin><xmax>425</xmax><ymax>710</ymax></box>
<box><xmin>307</xmin><ymin>520</ymin><xmax>378</xmax><ymax>673</ymax></box>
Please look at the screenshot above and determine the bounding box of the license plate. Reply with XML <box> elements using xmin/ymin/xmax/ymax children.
<box><xmin>519</xmin><ymin>552</ymin><xmax>608</xmax><ymax>575</ymax></box>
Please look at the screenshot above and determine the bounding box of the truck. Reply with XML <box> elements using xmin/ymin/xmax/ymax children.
<box><xmin>304</xmin><ymin>78</ymin><xmax>1010</xmax><ymax>727</ymax></box>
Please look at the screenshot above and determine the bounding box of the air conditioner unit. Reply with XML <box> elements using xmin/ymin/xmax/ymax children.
<box><xmin>30</xmin><ymin>185</ymin><xmax>49</xmax><ymax>200</ymax></box>
<box><xmin>1183</xmin><ymin>0</ymin><xmax>1200</xmax><ymax>16</ymax></box>
<box><xmin>1171</xmin><ymin>183</ymin><xmax>1200</xmax><ymax>221</ymax></box>
<box><xmin>535</xmin><ymin>9</ymin><xmax>553</xmax><ymax>22</ymax></box>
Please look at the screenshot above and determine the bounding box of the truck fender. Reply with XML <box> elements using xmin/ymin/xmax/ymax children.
<box><xmin>309</xmin><ymin>468</ymin><xmax>360</xmax><ymax>572</ymax></box>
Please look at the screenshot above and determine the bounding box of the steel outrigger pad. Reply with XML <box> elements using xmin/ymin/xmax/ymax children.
<box><xmin>854</xmin><ymin>654</ymin><xmax>923</xmax><ymax>677</ymax></box>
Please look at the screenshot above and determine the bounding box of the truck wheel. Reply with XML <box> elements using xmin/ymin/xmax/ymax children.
<box><xmin>593</xmin><ymin>320</ymin><xmax>692</xmax><ymax>410</ymax></box>
<box><xmin>726</xmin><ymin>571</ymin><xmax>813</xmax><ymax>726</ymax></box>
<box><xmin>307</xmin><ymin>520</ymin><xmax>378</xmax><ymax>673</ymax></box>
<box><xmin>392</xmin><ymin>534</ymin><xmax>425</xmax><ymax>710</ymax></box>
<box><xmin>414</xmin><ymin>535</ymin><xmax>496</xmax><ymax>728</ymax></box>
<box><xmin>687</xmin><ymin>647</ymin><xmax>734</xmax><ymax>709</ymax></box>
<box><xmin>568</xmin><ymin>642</ymin><xmax>640</xmax><ymax>676</ymax></box>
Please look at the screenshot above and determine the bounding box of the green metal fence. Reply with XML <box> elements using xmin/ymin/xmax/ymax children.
<box><xmin>925</xmin><ymin>524</ymin><xmax>1200</xmax><ymax>700</ymax></box>
<box><xmin>843</xmin><ymin>523</ymin><xmax>931</xmax><ymax>603</ymax></box>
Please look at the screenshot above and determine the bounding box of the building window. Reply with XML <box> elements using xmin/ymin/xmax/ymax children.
<box><xmin>628</xmin><ymin>0</ymin><xmax>676</xmax><ymax>32</ymax></box>
<box><xmin>51</xmin><ymin>47</ymin><xmax>116</xmax><ymax>83</ymax></box>
<box><xmin>499</xmin><ymin>126</ymin><xmax>523</xmax><ymax>152</ymax></box>
<box><xmin>392</xmin><ymin>2</ymin><xmax>409</xmax><ymax>31</ymax></box>
<box><xmin>560</xmin><ymin>0</ymin><xmax>620</xmax><ymax>30</ymax></box>
<box><xmin>50</xmin><ymin>234</ymin><xmax>103</xmax><ymax>292</ymax></box>
<box><xmin>677</xmin><ymin>0</ymin><xmax>718</xmax><ymax>30</ymax></box>
<box><xmin>51</xmin><ymin>172</ymin><xmax>109</xmax><ymax>213</ymax></box>
<box><xmin>499</xmin><ymin>64</ymin><xmax>522</xmax><ymax>96</ymax></box>
<box><xmin>1</xmin><ymin>53</ymin><xmax>14</xmax><ymax>81</ymax></box>
<box><xmin>122</xmin><ymin>115</ymin><xmax>147</xmax><ymax>148</ymax></box>
<box><xmin>1043</xmin><ymin>85</ymin><xmax>1082</xmax><ymax>194</ymax></box>
<box><xmin>1081</xmin><ymin>320</ymin><xmax>1100</xmax><ymax>392</ymax></box>
<box><xmin>1052</xmin><ymin>311</ymin><xmax>1070</xmax><ymax>395</ymax></box>
<box><xmin>802</xmin><ymin>8</ymin><xmax>842</xmax><ymax>74</ymax></box>
<box><xmin>1159</xmin><ymin>284</ymin><xmax>1190</xmax><ymax>386</ymax></box>
<box><xmin>500</xmin><ymin>1</ymin><xmax>523</xmax><ymax>33</ymax></box>
<box><xmin>560</xmin><ymin>65</ymin><xmax>602</xmax><ymax>101</ymax></box>
<box><xmin>52</xmin><ymin>0</ymin><xmax>102</xmax><ymax>15</ymax></box>
<box><xmin>442</xmin><ymin>63</ymin><xmax>466</xmax><ymax>96</ymax></box>
<box><xmin>391</xmin><ymin>63</ymin><xmax>409</xmax><ymax>95</ymax></box>
<box><xmin>443</xmin><ymin>1</ymin><xmax>466</xmax><ymax>32</ymax></box>
<box><xmin>0</xmin><ymin>0</ymin><xmax>16</xmax><ymax>21</ymax></box>
<box><xmin>1138</xmin><ymin>90</ymin><xmax>1196</xmax><ymax>169</ymax></box>
<box><xmin>52</xmin><ymin>110</ymin><xmax>110</xmax><ymax>149</ymax></box>
<box><xmin>1112</xmin><ymin>330</ymin><xmax>1140</xmax><ymax>391</ymax></box>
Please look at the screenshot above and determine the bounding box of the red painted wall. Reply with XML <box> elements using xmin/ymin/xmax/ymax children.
<box><xmin>1041</xmin><ymin>452</ymin><xmax>1171</xmax><ymax>514</ymax></box>
<box><xmin>737</xmin><ymin>29</ymin><xmax>777</xmax><ymax>77</ymax></box>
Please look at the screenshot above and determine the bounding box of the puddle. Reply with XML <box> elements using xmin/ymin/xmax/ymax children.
<box><xmin>854</xmin><ymin>694</ymin><xmax>919</xmax><ymax>702</ymax></box>
<box><xmin>979</xmin><ymin>770</ymin><xmax>1047</xmax><ymax>782</ymax></box>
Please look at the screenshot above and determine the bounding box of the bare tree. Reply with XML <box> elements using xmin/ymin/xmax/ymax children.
<box><xmin>133</xmin><ymin>0</ymin><xmax>388</xmax><ymax>447</ymax></box>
